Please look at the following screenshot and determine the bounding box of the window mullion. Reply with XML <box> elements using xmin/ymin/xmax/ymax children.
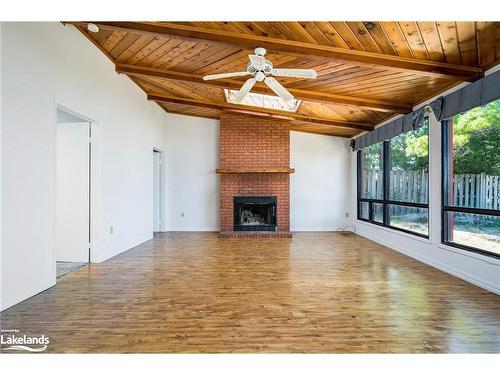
<box><xmin>383</xmin><ymin>140</ymin><xmax>390</xmax><ymax>226</ymax></box>
<box><xmin>441</xmin><ymin>119</ymin><xmax>450</xmax><ymax>245</ymax></box>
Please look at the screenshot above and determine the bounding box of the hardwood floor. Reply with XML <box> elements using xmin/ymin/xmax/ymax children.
<box><xmin>1</xmin><ymin>232</ymin><xmax>499</xmax><ymax>353</ymax></box>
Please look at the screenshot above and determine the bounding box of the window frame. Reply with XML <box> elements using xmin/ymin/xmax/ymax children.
<box><xmin>441</xmin><ymin>119</ymin><xmax>500</xmax><ymax>259</ymax></box>
<box><xmin>357</xmin><ymin>135</ymin><xmax>430</xmax><ymax>239</ymax></box>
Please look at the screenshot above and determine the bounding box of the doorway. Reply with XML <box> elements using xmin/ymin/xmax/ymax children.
<box><xmin>55</xmin><ymin>108</ymin><xmax>92</xmax><ymax>278</ymax></box>
<box><xmin>153</xmin><ymin>149</ymin><xmax>164</xmax><ymax>234</ymax></box>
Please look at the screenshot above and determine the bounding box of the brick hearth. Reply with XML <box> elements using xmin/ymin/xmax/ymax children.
<box><xmin>218</xmin><ymin>113</ymin><xmax>292</xmax><ymax>237</ymax></box>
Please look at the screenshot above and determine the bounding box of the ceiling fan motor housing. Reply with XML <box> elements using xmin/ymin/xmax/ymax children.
<box><xmin>202</xmin><ymin>47</ymin><xmax>317</xmax><ymax>103</ymax></box>
<box><xmin>254</xmin><ymin>47</ymin><xmax>267</xmax><ymax>56</ymax></box>
<box><xmin>247</xmin><ymin>60</ymin><xmax>273</xmax><ymax>75</ymax></box>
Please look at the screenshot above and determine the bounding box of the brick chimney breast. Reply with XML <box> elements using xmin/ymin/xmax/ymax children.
<box><xmin>218</xmin><ymin>113</ymin><xmax>292</xmax><ymax>237</ymax></box>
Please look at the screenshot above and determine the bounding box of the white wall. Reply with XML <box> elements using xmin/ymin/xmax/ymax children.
<box><xmin>0</xmin><ymin>23</ymin><xmax>3</xmax><ymax>305</ymax></box>
<box><xmin>165</xmin><ymin>113</ymin><xmax>219</xmax><ymax>231</ymax></box>
<box><xmin>348</xmin><ymin>112</ymin><xmax>500</xmax><ymax>295</ymax></box>
<box><xmin>290</xmin><ymin>131</ymin><xmax>350</xmax><ymax>231</ymax></box>
<box><xmin>56</xmin><ymin>122</ymin><xmax>90</xmax><ymax>263</ymax></box>
<box><xmin>162</xmin><ymin>119</ymin><xmax>352</xmax><ymax>232</ymax></box>
<box><xmin>1</xmin><ymin>22</ymin><xmax>167</xmax><ymax>310</ymax></box>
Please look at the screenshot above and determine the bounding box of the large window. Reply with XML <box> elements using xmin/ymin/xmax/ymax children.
<box><xmin>357</xmin><ymin>121</ymin><xmax>429</xmax><ymax>237</ymax></box>
<box><xmin>360</xmin><ymin>142</ymin><xmax>383</xmax><ymax>200</ymax></box>
<box><xmin>442</xmin><ymin>99</ymin><xmax>500</xmax><ymax>257</ymax></box>
<box><xmin>388</xmin><ymin>124</ymin><xmax>429</xmax><ymax>235</ymax></box>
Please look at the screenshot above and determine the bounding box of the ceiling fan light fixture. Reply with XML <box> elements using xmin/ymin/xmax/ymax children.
<box><xmin>87</xmin><ymin>23</ymin><xmax>100</xmax><ymax>33</ymax></box>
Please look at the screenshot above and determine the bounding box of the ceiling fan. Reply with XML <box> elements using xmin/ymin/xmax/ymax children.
<box><xmin>202</xmin><ymin>47</ymin><xmax>317</xmax><ymax>103</ymax></box>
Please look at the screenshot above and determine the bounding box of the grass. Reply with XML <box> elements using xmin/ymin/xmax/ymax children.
<box><xmin>390</xmin><ymin>214</ymin><xmax>500</xmax><ymax>255</ymax></box>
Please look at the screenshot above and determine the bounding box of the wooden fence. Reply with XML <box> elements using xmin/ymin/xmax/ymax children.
<box><xmin>452</xmin><ymin>173</ymin><xmax>500</xmax><ymax>210</ymax></box>
<box><xmin>362</xmin><ymin>169</ymin><xmax>500</xmax><ymax>213</ymax></box>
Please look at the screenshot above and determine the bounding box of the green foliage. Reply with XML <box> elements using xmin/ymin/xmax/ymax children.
<box><xmin>452</xmin><ymin>99</ymin><xmax>500</xmax><ymax>175</ymax></box>
<box><xmin>362</xmin><ymin>142</ymin><xmax>382</xmax><ymax>170</ymax></box>
<box><xmin>361</xmin><ymin>98</ymin><xmax>500</xmax><ymax>175</ymax></box>
<box><xmin>390</xmin><ymin>123</ymin><xmax>429</xmax><ymax>171</ymax></box>
<box><xmin>454</xmin><ymin>99</ymin><xmax>500</xmax><ymax>136</ymax></box>
<box><xmin>362</xmin><ymin>125</ymin><xmax>429</xmax><ymax>172</ymax></box>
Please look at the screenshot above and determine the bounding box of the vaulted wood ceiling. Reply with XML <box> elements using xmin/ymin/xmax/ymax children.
<box><xmin>70</xmin><ymin>21</ymin><xmax>500</xmax><ymax>137</ymax></box>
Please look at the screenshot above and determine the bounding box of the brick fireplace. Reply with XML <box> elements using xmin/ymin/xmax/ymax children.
<box><xmin>217</xmin><ymin>113</ymin><xmax>294</xmax><ymax>238</ymax></box>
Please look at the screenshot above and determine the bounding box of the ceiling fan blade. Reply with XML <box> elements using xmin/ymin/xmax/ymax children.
<box><xmin>249</xmin><ymin>54</ymin><xmax>266</xmax><ymax>68</ymax></box>
<box><xmin>264</xmin><ymin>77</ymin><xmax>294</xmax><ymax>102</ymax></box>
<box><xmin>232</xmin><ymin>78</ymin><xmax>257</xmax><ymax>103</ymax></box>
<box><xmin>203</xmin><ymin>71</ymin><xmax>250</xmax><ymax>81</ymax></box>
<box><xmin>271</xmin><ymin>68</ymin><xmax>317</xmax><ymax>79</ymax></box>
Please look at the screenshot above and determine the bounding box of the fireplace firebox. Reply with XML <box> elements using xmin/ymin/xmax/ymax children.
<box><xmin>233</xmin><ymin>196</ymin><xmax>277</xmax><ymax>231</ymax></box>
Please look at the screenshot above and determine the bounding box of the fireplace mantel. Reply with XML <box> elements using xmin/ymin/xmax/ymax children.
<box><xmin>216</xmin><ymin>167</ymin><xmax>295</xmax><ymax>174</ymax></box>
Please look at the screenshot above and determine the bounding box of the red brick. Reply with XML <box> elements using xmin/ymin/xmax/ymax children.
<box><xmin>219</xmin><ymin>113</ymin><xmax>291</xmax><ymax>236</ymax></box>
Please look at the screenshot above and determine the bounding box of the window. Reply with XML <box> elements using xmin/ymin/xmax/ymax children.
<box><xmin>359</xmin><ymin>143</ymin><xmax>383</xmax><ymax>200</ymax></box>
<box><xmin>442</xmin><ymin>99</ymin><xmax>500</xmax><ymax>257</ymax></box>
<box><xmin>357</xmin><ymin>120</ymin><xmax>429</xmax><ymax>238</ymax></box>
<box><xmin>388</xmin><ymin>124</ymin><xmax>429</xmax><ymax>236</ymax></box>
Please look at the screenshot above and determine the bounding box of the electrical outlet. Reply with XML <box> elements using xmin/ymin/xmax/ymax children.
<box><xmin>181</xmin><ymin>212</ymin><xmax>184</xmax><ymax>218</ymax></box>
<box><xmin>110</xmin><ymin>226</ymin><xmax>114</xmax><ymax>234</ymax></box>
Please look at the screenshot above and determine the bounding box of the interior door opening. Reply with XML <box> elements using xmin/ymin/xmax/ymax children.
<box><xmin>153</xmin><ymin>149</ymin><xmax>163</xmax><ymax>234</ymax></box>
<box><xmin>55</xmin><ymin>108</ymin><xmax>92</xmax><ymax>278</ymax></box>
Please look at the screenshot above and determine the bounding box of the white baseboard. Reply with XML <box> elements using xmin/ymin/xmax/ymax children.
<box><xmin>291</xmin><ymin>228</ymin><xmax>337</xmax><ymax>232</ymax></box>
<box><xmin>357</xmin><ymin>229</ymin><xmax>500</xmax><ymax>296</ymax></box>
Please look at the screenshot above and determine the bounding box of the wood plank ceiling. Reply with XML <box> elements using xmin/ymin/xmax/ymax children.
<box><xmin>70</xmin><ymin>21</ymin><xmax>500</xmax><ymax>137</ymax></box>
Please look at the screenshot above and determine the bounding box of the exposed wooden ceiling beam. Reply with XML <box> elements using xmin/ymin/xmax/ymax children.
<box><xmin>148</xmin><ymin>93</ymin><xmax>375</xmax><ymax>131</ymax></box>
<box><xmin>158</xmin><ymin>104</ymin><xmax>355</xmax><ymax>138</ymax></box>
<box><xmin>164</xmin><ymin>110</ymin><xmax>220</xmax><ymax>121</ymax></box>
<box><xmin>159</xmin><ymin>104</ymin><xmax>355</xmax><ymax>137</ymax></box>
<box><xmin>82</xmin><ymin>22</ymin><xmax>483</xmax><ymax>81</ymax></box>
<box><xmin>288</xmin><ymin>126</ymin><xmax>352</xmax><ymax>138</ymax></box>
<box><xmin>116</xmin><ymin>64</ymin><xmax>411</xmax><ymax>113</ymax></box>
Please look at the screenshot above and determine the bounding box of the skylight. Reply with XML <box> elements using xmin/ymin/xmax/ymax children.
<box><xmin>224</xmin><ymin>89</ymin><xmax>301</xmax><ymax>112</ymax></box>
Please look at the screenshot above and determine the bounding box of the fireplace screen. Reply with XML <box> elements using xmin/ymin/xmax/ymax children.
<box><xmin>233</xmin><ymin>196</ymin><xmax>277</xmax><ymax>231</ymax></box>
